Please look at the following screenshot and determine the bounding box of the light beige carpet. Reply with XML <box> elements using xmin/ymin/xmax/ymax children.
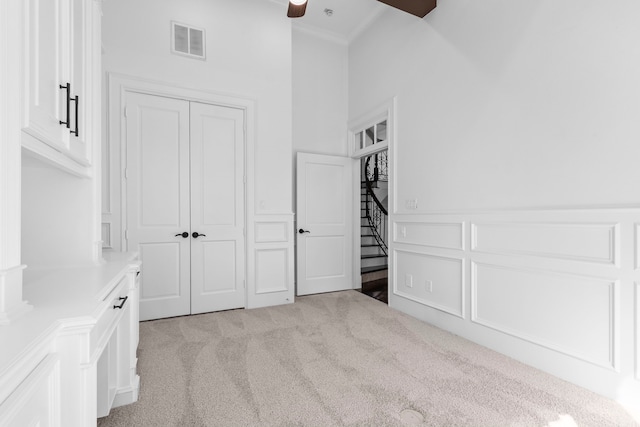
<box><xmin>98</xmin><ymin>290</ymin><xmax>638</xmax><ymax>427</ymax></box>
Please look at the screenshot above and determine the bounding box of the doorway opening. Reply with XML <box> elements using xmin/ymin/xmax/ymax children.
<box><xmin>360</xmin><ymin>149</ymin><xmax>388</xmax><ymax>303</ymax></box>
<box><xmin>350</xmin><ymin>99</ymin><xmax>394</xmax><ymax>304</ymax></box>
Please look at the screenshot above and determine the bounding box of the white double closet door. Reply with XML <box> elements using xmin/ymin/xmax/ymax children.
<box><xmin>125</xmin><ymin>92</ymin><xmax>245</xmax><ymax>321</ymax></box>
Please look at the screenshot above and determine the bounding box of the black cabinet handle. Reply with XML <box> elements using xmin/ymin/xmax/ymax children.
<box><xmin>192</xmin><ymin>232</ymin><xmax>206</xmax><ymax>238</ymax></box>
<box><xmin>59</xmin><ymin>83</ymin><xmax>71</xmax><ymax>128</ymax></box>
<box><xmin>71</xmin><ymin>95</ymin><xmax>79</xmax><ymax>137</ymax></box>
<box><xmin>113</xmin><ymin>296</ymin><xmax>128</xmax><ymax>310</ymax></box>
<box><xmin>298</xmin><ymin>229</ymin><xmax>310</xmax><ymax>234</ymax></box>
<box><xmin>175</xmin><ymin>232</ymin><xmax>189</xmax><ymax>238</ymax></box>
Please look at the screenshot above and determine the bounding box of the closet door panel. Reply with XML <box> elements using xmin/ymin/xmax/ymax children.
<box><xmin>190</xmin><ymin>102</ymin><xmax>245</xmax><ymax>314</ymax></box>
<box><xmin>125</xmin><ymin>93</ymin><xmax>191</xmax><ymax>321</ymax></box>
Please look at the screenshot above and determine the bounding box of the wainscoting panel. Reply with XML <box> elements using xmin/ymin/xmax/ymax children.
<box><xmin>635</xmin><ymin>224</ymin><xmax>640</xmax><ymax>270</ymax></box>
<box><xmin>248</xmin><ymin>214</ymin><xmax>294</xmax><ymax>309</ymax></box>
<box><xmin>388</xmin><ymin>209</ymin><xmax>640</xmax><ymax>406</ymax></box>
<box><xmin>472</xmin><ymin>222</ymin><xmax>618</xmax><ymax>266</ymax></box>
<box><xmin>472</xmin><ymin>262</ymin><xmax>616</xmax><ymax>369</ymax></box>
<box><xmin>255</xmin><ymin>221</ymin><xmax>289</xmax><ymax>243</ymax></box>
<box><xmin>394</xmin><ymin>249</ymin><xmax>464</xmax><ymax>317</ymax></box>
<box><xmin>394</xmin><ymin>221</ymin><xmax>464</xmax><ymax>250</ymax></box>
<box><xmin>637</xmin><ymin>282</ymin><xmax>639</xmax><ymax>380</ymax></box>
<box><xmin>255</xmin><ymin>248</ymin><xmax>290</xmax><ymax>295</ymax></box>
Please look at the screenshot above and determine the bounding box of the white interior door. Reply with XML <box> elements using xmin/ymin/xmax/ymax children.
<box><xmin>296</xmin><ymin>153</ymin><xmax>353</xmax><ymax>296</ymax></box>
<box><xmin>190</xmin><ymin>102</ymin><xmax>245</xmax><ymax>314</ymax></box>
<box><xmin>126</xmin><ymin>93</ymin><xmax>191</xmax><ymax>321</ymax></box>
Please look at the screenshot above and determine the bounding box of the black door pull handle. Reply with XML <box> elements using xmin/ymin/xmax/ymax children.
<box><xmin>71</xmin><ymin>95</ymin><xmax>79</xmax><ymax>137</ymax></box>
<box><xmin>114</xmin><ymin>296</ymin><xmax>128</xmax><ymax>309</ymax></box>
<box><xmin>59</xmin><ymin>83</ymin><xmax>71</xmax><ymax>128</ymax></box>
<box><xmin>175</xmin><ymin>232</ymin><xmax>189</xmax><ymax>238</ymax></box>
<box><xmin>192</xmin><ymin>232</ymin><xmax>206</xmax><ymax>238</ymax></box>
<box><xmin>298</xmin><ymin>229</ymin><xmax>310</xmax><ymax>234</ymax></box>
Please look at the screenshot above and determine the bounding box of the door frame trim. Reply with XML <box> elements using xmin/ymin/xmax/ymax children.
<box><xmin>106</xmin><ymin>72</ymin><xmax>254</xmax><ymax>309</ymax></box>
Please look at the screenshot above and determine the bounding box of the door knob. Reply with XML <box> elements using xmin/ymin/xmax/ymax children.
<box><xmin>298</xmin><ymin>229</ymin><xmax>310</xmax><ymax>234</ymax></box>
<box><xmin>175</xmin><ymin>232</ymin><xmax>189</xmax><ymax>238</ymax></box>
<box><xmin>192</xmin><ymin>232</ymin><xmax>206</xmax><ymax>238</ymax></box>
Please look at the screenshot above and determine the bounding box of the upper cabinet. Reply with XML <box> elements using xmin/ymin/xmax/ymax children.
<box><xmin>22</xmin><ymin>0</ymin><xmax>94</xmax><ymax>176</ymax></box>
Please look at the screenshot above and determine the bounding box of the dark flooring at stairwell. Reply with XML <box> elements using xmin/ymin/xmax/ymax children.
<box><xmin>361</xmin><ymin>277</ymin><xmax>388</xmax><ymax>304</ymax></box>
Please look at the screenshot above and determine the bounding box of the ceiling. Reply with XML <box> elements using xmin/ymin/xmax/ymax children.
<box><xmin>272</xmin><ymin>0</ymin><xmax>386</xmax><ymax>42</ymax></box>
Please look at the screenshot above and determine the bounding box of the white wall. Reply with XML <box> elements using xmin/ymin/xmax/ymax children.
<box><xmin>292</xmin><ymin>28</ymin><xmax>349</xmax><ymax>158</ymax></box>
<box><xmin>349</xmin><ymin>0</ymin><xmax>640</xmax><ymax>411</ymax></box>
<box><xmin>21</xmin><ymin>155</ymin><xmax>94</xmax><ymax>268</ymax></box>
<box><xmin>290</xmin><ymin>27</ymin><xmax>349</xmax><ymax>290</ymax></box>
<box><xmin>102</xmin><ymin>0</ymin><xmax>292</xmax><ymax>217</ymax></box>
<box><xmin>350</xmin><ymin>0</ymin><xmax>640</xmax><ymax>212</ymax></box>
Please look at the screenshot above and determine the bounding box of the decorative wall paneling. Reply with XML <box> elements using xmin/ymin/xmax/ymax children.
<box><xmin>636</xmin><ymin>282</ymin><xmax>639</xmax><ymax>380</ymax></box>
<box><xmin>636</xmin><ymin>223</ymin><xmax>640</xmax><ymax>270</ymax></box>
<box><xmin>472</xmin><ymin>222</ymin><xmax>618</xmax><ymax>266</ymax></box>
<box><xmin>471</xmin><ymin>261</ymin><xmax>616</xmax><ymax>369</ymax></box>
<box><xmin>389</xmin><ymin>210</ymin><xmax>640</xmax><ymax>404</ymax></box>
<box><xmin>394</xmin><ymin>221</ymin><xmax>464</xmax><ymax>250</ymax></box>
<box><xmin>393</xmin><ymin>249</ymin><xmax>464</xmax><ymax>317</ymax></box>
<box><xmin>249</xmin><ymin>215</ymin><xmax>295</xmax><ymax>308</ymax></box>
<box><xmin>101</xmin><ymin>223</ymin><xmax>112</xmax><ymax>249</ymax></box>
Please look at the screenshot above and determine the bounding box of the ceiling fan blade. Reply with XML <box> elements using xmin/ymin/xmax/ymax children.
<box><xmin>377</xmin><ymin>0</ymin><xmax>436</xmax><ymax>18</ymax></box>
<box><xmin>287</xmin><ymin>2</ymin><xmax>307</xmax><ymax>18</ymax></box>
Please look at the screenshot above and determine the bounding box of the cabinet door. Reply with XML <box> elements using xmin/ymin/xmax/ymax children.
<box><xmin>24</xmin><ymin>0</ymin><xmax>70</xmax><ymax>150</ymax></box>
<box><xmin>0</xmin><ymin>355</ymin><xmax>60</xmax><ymax>427</ymax></box>
<box><xmin>67</xmin><ymin>0</ymin><xmax>89</xmax><ymax>163</ymax></box>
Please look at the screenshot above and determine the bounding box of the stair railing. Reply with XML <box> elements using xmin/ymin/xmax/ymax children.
<box><xmin>364</xmin><ymin>154</ymin><xmax>388</xmax><ymax>256</ymax></box>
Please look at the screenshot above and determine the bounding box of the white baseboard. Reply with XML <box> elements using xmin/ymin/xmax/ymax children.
<box><xmin>112</xmin><ymin>375</ymin><xmax>140</xmax><ymax>409</ymax></box>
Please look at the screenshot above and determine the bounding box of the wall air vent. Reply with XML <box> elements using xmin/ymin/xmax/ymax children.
<box><xmin>171</xmin><ymin>21</ymin><xmax>206</xmax><ymax>60</ymax></box>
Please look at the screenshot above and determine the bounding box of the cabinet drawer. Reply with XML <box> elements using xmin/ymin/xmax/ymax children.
<box><xmin>92</xmin><ymin>276</ymin><xmax>129</xmax><ymax>352</ymax></box>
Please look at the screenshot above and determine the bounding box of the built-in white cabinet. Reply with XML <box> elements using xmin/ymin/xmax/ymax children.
<box><xmin>22</xmin><ymin>0</ymin><xmax>95</xmax><ymax>176</ymax></box>
<box><xmin>0</xmin><ymin>0</ymin><xmax>140</xmax><ymax>424</ymax></box>
<box><xmin>0</xmin><ymin>255</ymin><xmax>141</xmax><ymax>427</ymax></box>
<box><xmin>0</xmin><ymin>355</ymin><xmax>60</xmax><ymax>427</ymax></box>
<box><xmin>97</xmin><ymin>268</ymin><xmax>141</xmax><ymax>418</ymax></box>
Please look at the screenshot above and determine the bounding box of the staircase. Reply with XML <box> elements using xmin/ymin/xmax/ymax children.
<box><xmin>360</xmin><ymin>152</ymin><xmax>388</xmax><ymax>281</ymax></box>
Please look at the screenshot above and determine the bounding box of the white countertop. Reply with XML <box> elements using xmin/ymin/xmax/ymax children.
<box><xmin>0</xmin><ymin>252</ymin><xmax>139</xmax><ymax>381</ymax></box>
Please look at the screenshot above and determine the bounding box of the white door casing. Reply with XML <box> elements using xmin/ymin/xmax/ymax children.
<box><xmin>190</xmin><ymin>102</ymin><xmax>245</xmax><ymax>314</ymax></box>
<box><xmin>126</xmin><ymin>93</ymin><xmax>191</xmax><ymax>321</ymax></box>
<box><xmin>296</xmin><ymin>153</ymin><xmax>354</xmax><ymax>296</ymax></box>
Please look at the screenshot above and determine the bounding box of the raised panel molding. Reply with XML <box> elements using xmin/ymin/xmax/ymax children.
<box><xmin>471</xmin><ymin>262</ymin><xmax>617</xmax><ymax>369</ymax></box>
<box><xmin>255</xmin><ymin>221</ymin><xmax>288</xmax><ymax>243</ymax></box>
<box><xmin>0</xmin><ymin>353</ymin><xmax>60</xmax><ymax>426</ymax></box>
<box><xmin>255</xmin><ymin>248</ymin><xmax>290</xmax><ymax>294</ymax></box>
<box><xmin>394</xmin><ymin>221</ymin><xmax>464</xmax><ymax>250</ymax></box>
<box><xmin>248</xmin><ymin>214</ymin><xmax>294</xmax><ymax>308</ymax></box>
<box><xmin>393</xmin><ymin>249</ymin><xmax>464</xmax><ymax>318</ymax></box>
<box><xmin>101</xmin><ymin>223</ymin><xmax>112</xmax><ymax>249</ymax></box>
<box><xmin>635</xmin><ymin>224</ymin><xmax>640</xmax><ymax>270</ymax></box>
<box><xmin>471</xmin><ymin>222</ymin><xmax>618</xmax><ymax>266</ymax></box>
<box><xmin>636</xmin><ymin>282</ymin><xmax>639</xmax><ymax>380</ymax></box>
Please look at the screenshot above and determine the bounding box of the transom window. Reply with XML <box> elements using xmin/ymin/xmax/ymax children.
<box><xmin>354</xmin><ymin>119</ymin><xmax>387</xmax><ymax>152</ymax></box>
